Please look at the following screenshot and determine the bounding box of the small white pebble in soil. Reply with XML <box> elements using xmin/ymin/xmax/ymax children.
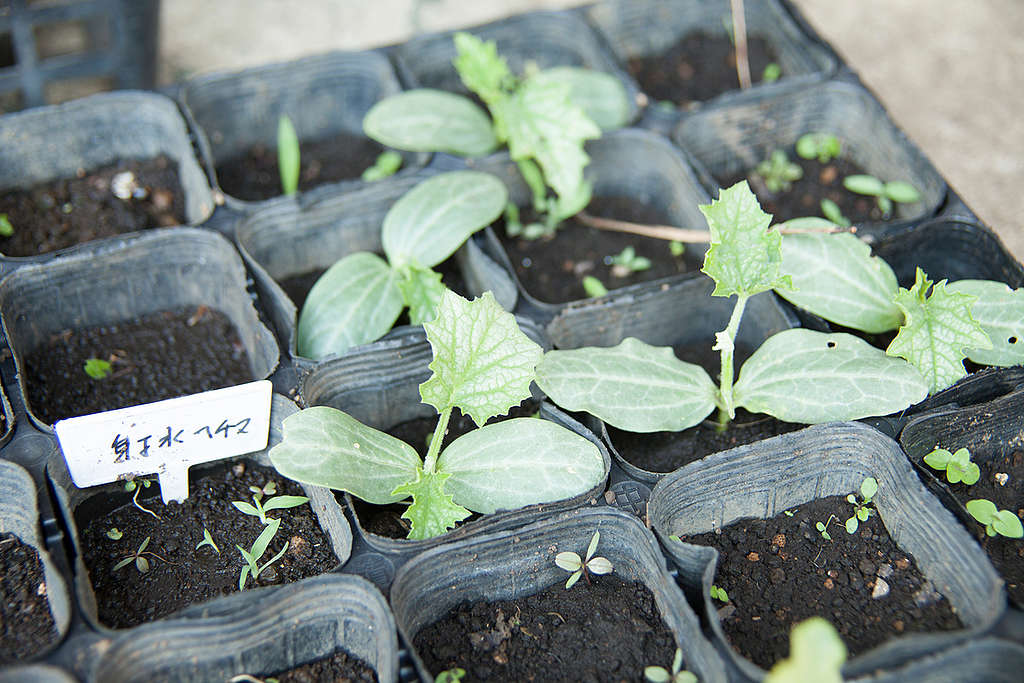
<box><xmin>871</xmin><ymin>577</ymin><xmax>890</xmax><ymax>599</ymax></box>
<box><xmin>995</xmin><ymin>472</ymin><xmax>1009</xmax><ymax>486</ymax></box>
<box><xmin>111</xmin><ymin>171</ymin><xmax>137</xmax><ymax>200</ymax></box>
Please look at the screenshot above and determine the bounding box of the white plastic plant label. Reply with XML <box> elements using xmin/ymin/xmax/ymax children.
<box><xmin>54</xmin><ymin>381</ymin><xmax>273</xmax><ymax>504</ymax></box>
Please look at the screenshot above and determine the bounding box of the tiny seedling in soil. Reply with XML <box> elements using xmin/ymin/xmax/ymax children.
<box><xmin>113</xmin><ymin>536</ymin><xmax>162</xmax><ymax>574</ymax></box>
<box><xmin>845</xmin><ymin>476</ymin><xmax>878</xmax><ymax>534</ymax></box>
<box><xmin>277</xmin><ymin>114</ymin><xmax>300</xmax><ymax>196</ymax></box>
<box><xmin>0</xmin><ymin>213</ymin><xmax>13</xmax><ymax>237</ymax></box>
<box><xmin>555</xmin><ymin>529</ymin><xmax>614</xmax><ymax>589</ymax></box>
<box><xmin>435</xmin><ymin>669</ymin><xmax>466</xmax><ymax>683</ymax></box>
<box><xmin>296</xmin><ymin>170</ymin><xmax>507</xmax><ymax>359</ymax></box>
<box><xmin>819</xmin><ymin>198</ymin><xmax>850</xmax><ymax>228</ymax></box>
<box><xmin>710</xmin><ymin>584</ymin><xmax>729</xmax><ymax>603</ymax></box>
<box><xmin>755</xmin><ymin>149</ymin><xmax>803</xmax><ymax>193</ymax></box>
<box><xmin>763</xmin><ymin>617</ymin><xmax>846</xmax><ymax>683</ymax></box>
<box><xmin>795</xmin><ymin>133</ymin><xmax>841</xmax><ymax>164</ymax></box>
<box><xmin>669</xmin><ymin>240</ymin><xmax>686</xmax><ymax>257</ymax></box>
<box><xmin>644</xmin><ymin>648</ymin><xmax>697</xmax><ymax>683</ymax></box>
<box><xmin>608</xmin><ymin>245</ymin><xmax>652</xmax><ymax>277</ymax></box>
<box><xmin>125</xmin><ymin>477</ymin><xmax>161</xmax><ymax>520</ymax></box>
<box><xmin>761</xmin><ymin>62</ymin><xmax>782</xmax><ymax>83</ymax></box>
<box><xmin>966</xmin><ymin>499</ymin><xmax>1024</xmax><ymax>538</ymax></box>
<box><xmin>273</xmin><ymin>291</ymin><xmax>605</xmax><ymax>539</ymax></box>
<box><xmin>842</xmin><ymin>174</ymin><xmax>921</xmax><ymax>218</ymax></box>
<box><xmin>83</xmin><ymin>357</ymin><xmax>112</xmax><ymax>380</ymax></box>
<box><xmin>106</xmin><ymin>528</ymin><xmax>123</xmax><ymax>540</ymax></box>
<box><xmin>582</xmin><ymin>275</ymin><xmax>609</xmax><ymax>298</ymax></box>
<box><xmin>195</xmin><ymin>528</ymin><xmax>220</xmax><ymax>554</ymax></box>
<box><xmin>237</xmin><ymin>517</ymin><xmax>291</xmax><ymax>590</ymax></box>
<box><xmin>231</xmin><ymin>480</ymin><xmax>309</xmax><ymax>526</ymax></box>
<box><xmin>924</xmin><ymin>446</ymin><xmax>980</xmax><ymax>485</ymax></box>
<box><xmin>815</xmin><ymin>514</ymin><xmax>838</xmax><ymax>541</ymax></box>
<box><xmin>361</xmin><ymin>150</ymin><xmax>403</xmax><ymax>182</ymax></box>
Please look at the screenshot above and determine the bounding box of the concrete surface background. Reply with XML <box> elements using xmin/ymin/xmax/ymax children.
<box><xmin>158</xmin><ymin>0</ymin><xmax>1023</xmax><ymax>261</ymax></box>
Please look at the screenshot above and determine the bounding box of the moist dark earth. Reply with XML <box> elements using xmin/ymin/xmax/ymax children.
<box><xmin>215</xmin><ymin>131</ymin><xmax>387</xmax><ymax>201</ymax></box>
<box><xmin>627</xmin><ymin>32</ymin><xmax>779</xmax><ymax>107</ymax></box>
<box><xmin>0</xmin><ymin>533</ymin><xmax>60</xmax><ymax>663</ymax></box>
<box><xmin>24</xmin><ymin>307</ymin><xmax>253</xmax><ymax>424</ymax></box>
<box><xmin>249</xmin><ymin>649</ymin><xmax>377</xmax><ymax>682</ymax></box>
<box><xmin>78</xmin><ymin>461</ymin><xmax>337</xmax><ymax>629</ymax></box>
<box><xmin>0</xmin><ymin>156</ymin><xmax>185</xmax><ymax>257</ymax></box>
<box><xmin>684</xmin><ymin>494</ymin><xmax>962</xmax><ymax>668</ymax></box>
<box><xmin>415</xmin><ymin>576</ymin><xmax>678</xmax><ymax>682</ymax></box>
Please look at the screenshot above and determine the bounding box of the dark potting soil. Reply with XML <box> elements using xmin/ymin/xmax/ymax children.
<box><xmin>415</xmin><ymin>575</ymin><xmax>678</xmax><ymax>682</ymax></box>
<box><xmin>627</xmin><ymin>32</ymin><xmax>779</xmax><ymax>108</ymax></box>
<box><xmin>685</xmin><ymin>494</ymin><xmax>962</xmax><ymax>669</ymax></box>
<box><xmin>24</xmin><ymin>307</ymin><xmax>254</xmax><ymax>425</ymax></box>
<box><xmin>720</xmin><ymin>155</ymin><xmax>890</xmax><ymax>225</ymax></box>
<box><xmin>0</xmin><ymin>533</ymin><xmax>60</xmax><ymax>664</ymax></box>
<box><xmin>215</xmin><ymin>131</ymin><xmax>387</xmax><ymax>201</ymax></box>
<box><xmin>0</xmin><ymin>156</ymin><xmax>186</xmax><ymax>257</ymax></box>
<box><xmin>497</xmin><ymin>196</ymin><xmax>703</xmax><ymax>304</ymax></box>
<box><xmin>927</xmin><ymin>449</ymin><xmax>1024</xmax><ymax>605</ymax></box>
<box><xmin>349</xmin><ymin>399</ymin><xmax>540</xmax><ymax>539</ymax></box>
<box><xmin>253</xmin><ymin>649</ymin><xmax>378</xmax><ymax>683</ymax></box>
<box><xmin>78</xmin><ymin>460</ymin><xmax>337</xmax><ymax>629</ymax></box>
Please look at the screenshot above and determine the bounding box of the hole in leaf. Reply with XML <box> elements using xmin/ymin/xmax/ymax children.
<box><xmin>826</xmin><ymin>341</ymin><xmax>837</xmax><ymax>349</ymax></box>
<box><xmin>1009</xmin><ymin>336</ymin><xmax>1018</xmax><ymax>345</ymax></box>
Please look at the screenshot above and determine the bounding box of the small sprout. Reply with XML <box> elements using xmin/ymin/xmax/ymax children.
<box><xmin>582</xmin><ymin>275</ymin><xmax>609</xmax><ymax>298</ymax></box>
<box><xmin>842</xmin><ymin>174</ymin><xmax>921</xmax><ymax>218</ymax></box>
<box><xmin>0</xmin><ymin>213</ymin><xmax>13</xmax><ymax>237</ymax></box>
<box><xmin>84</xmin><ymin>358</ymin><xmax>113</xmax><ymax>380</ymax></box>
<box><xmin>196</xmin><ymin>528</ymin><xmax>220</xmax><ymax>554</ymax></box>
<box><xmin>555</xmin><ymin>530</ymin><xmax>613</xmax><ymax>589</ymax></box>
<box><xmin>504</xmin><ymin>202</ymin><xmax>523</xmax><ymax>238</ymax></box>
<box><xmin>232</xmin><ymin>481</ymin><xmax>309</xmax><ymax>526</ymax></box>
<box><xmin>237</xmin><ymin>518</ymin><xmax>290</xmax><ymax>590</ymax></box>
<box><xmin>966</xmin><ymin>499</ymin><xmax>1024</xmax><ymax>538</ymax></box>
<box><xmin>435</xmin><ymin>669</ymin><xmax>466</xmax><ymax>683</ymax></box>
<box><xmin>125</xmin><ymin>477</ymin><xmax>161</xmax><ymax>520</ymax></box>
<box><xmin>820</xmin><ymin>199</ymin><xmax>850</xmax><ymax>228</ymax></box>
<box><xmin>113</xmin><ymin>536</ymin><xmax>155</xmax><ymax>574</ymax></box>
<box><xmin>361</xmin><ymin>150</ymin><xmax>403</xmax><ymax>182</ymax></box>
<box><xmin>783</xmin><ymin>509</ymin><xmax>796</xmax><ymax>517</ymax></box>
<box><xmin>608</xmin><ymin>245</ymin><xmax>652</xmax><ymax>276</ymax></box>
<box><xmin>710</xmin><ymin>584</ymin><xmax>729</xmax><ymax>603</ymax></box>
<box><xmin>845</xmin><ymin>477</ymin><xmax>878</xmax><ymax>534</ymax></box>
<box><xmin>761</xmin><ymin>62</ymin><xmax>782</xmax><ymax>83</ymax></box>
<box><xmin>795</xmin><ymin>133</ymin><xmax>841</xmax><ymax>164</ymax></box>
<box><xmin>106</xmin><ymin>528</ymin><xmax>123</xmax><ymax>540</ymax></box>
<box><xmin>923</xmin><ymin>446</ymin><xmax>980</xmax><ymax>485</ymax></box>
<box><xmin>755</xmin><ymin>149</ymin><xmax>803</xmax><ymax>193</ymax></box>
<box><xmin>669</xmin><ymin>240</ymin><xmax>686</xmax><ymax>257</ymax></box>
<box><xmin>764</xmin><ymin>617</ymin><xmax>846</xmax><ymax>683</ymax></box>
<box><xmin>644</xmin><ymin>648</ymin><xmax>697</xmax><ymax>683</ymax></box>
<box><xmin>815</xmin><ymin>514</ymin><xmax>837</xmax><ymax>541</ymax></box>
<box><xmin>277</xmin><ymin>114</ymin><xmax>300</xmax><ymax>196</ymax></box>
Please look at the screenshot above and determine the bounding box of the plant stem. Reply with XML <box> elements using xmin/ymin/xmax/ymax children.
<box><xmin>730</xmin><ymin>0</ymin><xmax>752</xmax><ymax>89</ymax></box>
<box><xmin>423</xmin><ymin>407</ymin><xmax>452</xmax><ymax>474</ymax></box>
<box><xmin>716</xmin><ymin>294</ymin><xmax>749</xmax><ymax>426</ymax></box>
<box><xmin>574</xmin><ymin>211</ymin><xmax>852</xmax><ymax>244</ymax></box>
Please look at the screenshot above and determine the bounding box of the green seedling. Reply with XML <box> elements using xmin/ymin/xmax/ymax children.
<box><xmin>764</xmin><ymin>617</ymin><xmax>846</xmax><ymax>683</ymax></box>
<box><xmin>196</xmin><ymin>528</ymin><xmax>220</xmax><ymax>554</ymax></box>
<box><xmin>755</xmin><ymin>149</ymin><xmax>803</xmax><ymax>193</ymax></box>
<box><xmin>237</xmin><ymin>517</ymin><xmax>290</xmax><ymax>590</ymax></box>
<box><xmin>845</xmin><ymin>477</ymin><xmax>878</xmax><ymax>534</ymax></box>
<box><xmin>923</xmin><ymin>446</ymin><xmax>980</xmax><ymax>485</ymax></box>
<box><xmin>435</xmin><ymin>669</ymin><xmax>466</xmax><ymax>683</ymax></box>
<box><xmin>608</xmin><ymin>245</ymin><xmax>652</xmax><ymax>277</ymax></box>
<box><xmin>644</xmin><ymin>648</ymin><xmax>697</xmax><ymax>683</ymax></box>
<box><xmin>710</xmin><ymin>584</ymin><xmax>729</xmax><ymax>603</ymax></box>
<box><xmin>106</xmin><ymin>528</ymin><xmax>123</xmax><ymax>540</ymax></box>
<box><xmin>554</xmin><ymin>530</ymin><xmax>613</xmax><ymax>589</ymax></box>
<box><xmin>361</xmin><ymin>150</ymin><xmax>403</xmax><ymax>182</ymax></box>
<box><xmin>363</xmin><ymin>32</ymin><xmax>631</xmax><ymax>232</ymax></box>
<box><xmin>277</xmin><ymin>114</ymin><xmax>300</xmax><ymax>196</ymax></box>
<box><xmin>113</xmin><ymin>536</ymin><xmax>161</xmax><ymax>574</ymax></box>
<box><xmin>125</xmin><ymin>477</ymin><xmax>161</xmax><ymax>520</ymax></box>
<box><xmin>296</xmin><ymin>171</ymin><xmax>508</xmax><ymax>359</ymax></box>
<box><xmin>762</xmin><ymin>62</ymin><xmax>782</xmax><ymax>83</ymax></box>
<box><xmin>0</xmin><ymin>213</ymin><xmax>13</xmax><ymax>237</ymax></box>
<box><xmin>796</xmin><ymin>133</ymin><xmax>841</xmax><ymax>164</ymax></box>
<box><xmin>272</xmin><ymin>291</ymin><xmax>605</xmax><ymax>540</ymax></box>
<box><xmin>816</xmin><ymin>514</ymin><xmax>837</xmax><ymax>541</ymax></box>
<box><xmin>669</xmin><ymin>240</ymin><xmax>686</xmax><ymax>257</ymax></box>
<box><xmin>966</xmin><ymin>499</ymin><xmax>1023</xmax><ymax>538</ymax></box>
<box><xmin>232</xmin><ymin>481</ymin><xmax>309</xmax><ymax>526</ymax></box>
<box><xmin>84</xmin><ymin>357</ymin><xmax>112</xmax><ymax>380</ymax></box>
<box><xmin>842</xmin><ymin>174</ymin><xmax>920</xmax><ymax>218</ymax></box>
<box><xmin>820</xmin><ymin>199</ymin><xmax>850</xmax><ymax>228</ymax></box>
<box><xmin>582</xmin><ymin>275</ymin><xmax>609</xmax><ymax>298</ymax></box>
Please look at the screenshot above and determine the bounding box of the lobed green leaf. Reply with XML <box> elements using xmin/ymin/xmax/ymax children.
<box><xmin>947</xmin><ymin>279</ymin><xmax>1024</xmax><ymax>367</ymax></box>
<box><xmin>530</xmin><ymin>66</ymin><xmax>631</xmax><ymax>131</ymax></box>
<box><xmin>453</xmin><ymin>32</ymin><xmax>514</xmax><ymax>107</ymax></box>
<box><xmin>764</xmin><ymin>617</ymin><xmax>846</xmax><ymax>683</ymax></box>
<box><xmin>362</xmin><ymin>89</ymin><xmax>498</xmax><ymax>156</ymax></box>
<box><xmin>397</xmin><ymin>266</ymin><xmax>447</xmax><ymax>326</ymax></box>
<box><xmin>391</xmin><ymin>468</ymin><xmax>472</xmax><ymax>539</ymax></box>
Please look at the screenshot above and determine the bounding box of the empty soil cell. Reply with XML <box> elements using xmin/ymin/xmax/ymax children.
<box><xmin>414</xmin><ymin>575</ymin><xmax>678</xmax><ymax>682</ymax></box>
<box><xmin>0</xmin><ymin>533</ymin><xmax>59</xmax><ymax>664</ymax></box>
<box><xmin>498</xmin><ymin>196</ymin><xmax>702</xmax><ymax>304</ymax></box>
<box><xmin>215</xmin><ymin>131</ymin><xmax>386</xmax><ymax>201</ymax></box>
<box><xmin>627</xmin><ymin>32</ymin><xmax>779</xmax><ymax>107</ymax></box>
<box><xmin>249</xmin><ymin>649</ymin><xmax>377</xmax><ymax>682</ymax></box>
<box><xmin>77</xmin><ymin>460</ymin><xmax>337</xmax><ymax>629</ymax></box>
<box><xmin>24</xmin><ymin>306</ymin><xmax>254</xmax><ymax>424</ymax></box>
<box><xmin>684</xmin><ymin>494</ymin><xmax>962</xmax><ymax>669</ymax></box>
<box><xmin>0</xmin><ymin>156</ymin><xmax>186</xmax><ymax>257</ymax></box>
<box><xmin>720</xmin><ymin>155</ymin><xmax>893</xmax><ymax>225</ymax></box>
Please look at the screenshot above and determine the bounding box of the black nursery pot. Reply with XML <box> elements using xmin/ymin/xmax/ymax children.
<box><xmin>179</xmin><ymin>49</ymin><xmax>427</xmax><ymax>211</ymax></box>
<box><xmin>0</xmin><ymin>228</ymin><xmax>279</xmax><ymax>433</ymax></box>
<box><xmin>650</xmin><ymin>422</ymin><xmax>1005</xmax><ymax>681</ymax></box>
<box><xmin>0</xmin><ymin>91</ymin><xmax>214</xmax><ymax>268</ymax></box>
<box><xmin>0</xmin><ymin>460</ymin><xmax>71</xmax><ymax>663</ymax></box>
<box><xmin>89</xmin><ymin>574</ymin><xmax>397</xmax><ymax>683</ymax></box>
<box><xmin>45</xmin><ymin>394</ymin><xmax>353</xmax><ymax>634</ymax></box>
<box><xmin>390</xmin><ymin>506</ymin><xmax>728</xmax><ymax>683</ymax></box>
<box><xmin>462</xmin><ymin>127</ymin><xmax>712</xmax><ymax>326</ymax></box>
<box><xmin>672</xmin><ymin>79</ymin><xmax>946</xmax><ymax>235</ymax></box>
